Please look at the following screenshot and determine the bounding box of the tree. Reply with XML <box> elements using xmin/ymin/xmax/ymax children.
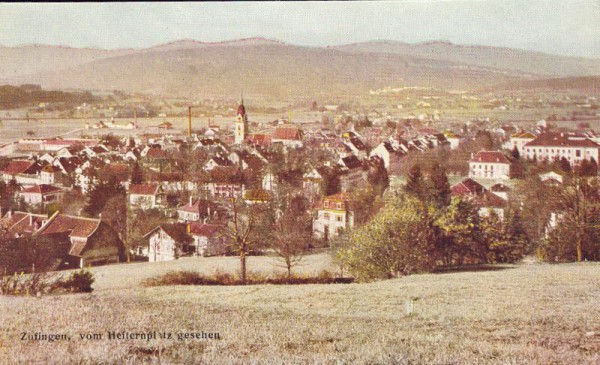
<box><xmin>482</xmin><ymin>210</ymin><xmax>527</xmax><ymax>263</ymax></box>
<box><xmin>368</xmin><ymin>157</ymin><xmax>389</xmax><ymax>196</ymax></box>
<box><xmin>221</xmin><ymin>198</ymin><xmax>272</xmax><ymax>284</ymax></box>
<box><xmin>101</xmin><ymin>195</ymin><xmax>128</xmax><ymax>259</ymax></box>
<box><xmin>404</xmin><ymin>164</ymin><xmax>427</xmax><ymax>201</ymax></box>
<box><xmin>511</xmin><ymin>145</ymin><xmax>520</xmax><ymax>160</ymax></box>
<box><xmin>544</xmin><ymin>177</ymin><xmax>600</xmax><ymax>262</ymax></box>
<box><xmin>429</xmin><ymin>163</ymin><xmax>451</xmax><ymax>208</ymax></box>
<box><xmin>271</xmin><ymin>209</ymin><xmax>311</xmax><ymax>279</ymax></box>
<box><xmin>130</xmin><ymin>161</ymin><xmax>144</xmax><ymax>184</ymax></box>
<box><xmin>436</xmin><ymin>197</ymin><xmax>487</xmax><ymax>265</ymax></box>
<box><xmin>84</xmin><ymin>177</ymin><xmax>126</xmax><ymax>217</ymax></box>
<box><xmin>335</xmin><ymin>194</ymin><xmax>437</xmax><ymax>281</ymax></box>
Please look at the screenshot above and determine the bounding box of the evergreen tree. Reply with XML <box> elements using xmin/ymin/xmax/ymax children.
<box><xmin>404</xmin><ymin>164</ymin><xmax>427</xmax><ymax>202</ymax></box>
<box><xmin>84</xmin><ymin>177</ymin><xmax>126</xmax><ymax>217</ymax></box>
<box><xmin>429</xmin><ymin>163</ymin><xmax>451</xmax><ymax>208</ymax></box>
<box><xmin>511</xmin><ymin>145</ymin><xmax>520</xmax><ymax>160</ymax></box>
<box><xmin>130</xmin><ymin>161</ymin><xmax>144</xmax><ymax>184</ymax></box>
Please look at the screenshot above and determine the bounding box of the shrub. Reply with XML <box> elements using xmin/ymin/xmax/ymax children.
<box><xmin>53</xmin><ymin>269</ymin><xmax>95</xmax><ymax>293</ymax></box>
<box><xmin>0</xmin><ymin>272</ymin><xmax>57</xmax><ymax>296</ymax></box>
<box><xmin>142</xmin><ymin>269</ymin><xmax>353</xmax><ymax>287</ymax></box>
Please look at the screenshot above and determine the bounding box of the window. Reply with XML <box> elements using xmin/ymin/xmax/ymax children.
<box><xmin>336</xmin><ymin>216</ymin><xmax>342</xmax><ymax>222</ymax></box>
<box><xmin>576</xmin><ymin>150</ymin><xmax>581</xmax><ymax>157</ymax></box>
<box><xmin>337</xmin><ymin>203</ymin><xmax>342</xmax><ymax>209</ymax></box>
<box><xmin>324</xmin><ymin>213</ymin><xmax>330</xmax><ymax>220</ymax></box>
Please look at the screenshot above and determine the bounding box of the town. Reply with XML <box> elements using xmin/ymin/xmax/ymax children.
<box><xmin>1</xmin><ymin>88</ymin><xmax>599</xmax><ymax>279</ymax></box>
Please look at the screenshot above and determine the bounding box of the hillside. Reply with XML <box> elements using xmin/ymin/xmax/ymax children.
<box><xmin>333</xmin><ymin>40</ymin><xmax>600</xmax><ymax>78</ymax></box>
<box><xmin>6</xmin><ymin>43</ymin><xmax>533</xmax><ymax>98</ymax></box>
<box><xmin>1</xmin><ymin>38</ymin><xmax>599</xmax><ymax>98</ymax></box>
<box><xmin>1</xmin><ymin>257</ymin><xmax>599</xmax><ymax>364</ymax></box>
<box><xmin>492</xmin><ymin>76</ymin><xmax>600</xmax><ymax>93</ymax></box>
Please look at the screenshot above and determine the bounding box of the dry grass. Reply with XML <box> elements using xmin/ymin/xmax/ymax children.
<box><xmin>1</xmin><ymin>257</ymin><xmax>600</xmax><ymax>364</ymax></box>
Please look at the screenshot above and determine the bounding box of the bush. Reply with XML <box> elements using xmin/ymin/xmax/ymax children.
<box><xmin>53</xmin><ymin>269</ymin><xmax>95</xmax><ymax>293</ymax></box>
<box><xmin>0</xmin><ymin>272</ymin><xmax>56</xmax><ymax>296</ymax></box>
<box><xmin>142</xmin><ymin>269</ymin><xmax>353</xmax><ymax>287</ymax></box>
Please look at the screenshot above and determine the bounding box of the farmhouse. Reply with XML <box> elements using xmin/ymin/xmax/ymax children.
<box><xmin>144</xmin><ymin>223</ymin><xmax>193</xmax><ymax>262</ymax></box>
<box><xmin>188</xmin><ymin>222</ymin><xmax>226</xmax><ymax>256</ymax></box>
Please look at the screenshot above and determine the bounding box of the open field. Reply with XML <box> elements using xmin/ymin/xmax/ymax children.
<box><xmin>1</xmin><ymin>256</ymin><xmax>599</xmax><ymax>364</ymax></box>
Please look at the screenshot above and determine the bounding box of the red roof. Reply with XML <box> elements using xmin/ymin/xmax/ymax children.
<box><xmin>451</xmin><ymin>178</ymin><xmax>486</xmax><ymax>196</ymax></box>
<box><xmin>273</xmin><ymin>126</ymin><xmax>302</xmax><ymax>140</ymax></box>
<box><xmin>20</xmin><ymin>184</ymin><xmax>63</xmax><ymax>195</ymax></box>
<box><xmin>247</xmin><ymin>134</ymin><xmax>272</xmax><ymax>147</ymax></box>
<box><xmin>40</xmin><ymin>214</ymin><xmax>101</xmax><ymax>238</ymax></box>
<box><xmin>189</xmin><ymin>222</ymin><xmax>222</xmax><ymax>237</ymax></box>
<box><xmin>473</xmin><ymin>191</ymin><xmax>506</xmax><ymax>208</ymax></box>
<box><xmin>237</xmin><ymin>102</ymin><xmax>246</xmax><ymax>118</ymax></box>
<box><xmin>145</xmin><ymin>146</ymin><xmax>168</xmax><ymax>159</ymax></box>
<box><xmin>525</xmin><ymin>133</ymin><xmax>600</xmax><ymax>148</ymax></box>
<box><xmin>470</xmin><ymin>151</ymin><xmax>510</xmax><ymax>164</ymax></box>
<box><xmin>129</xmin><ymin>183</ymin><xmax>159</xmax><ymax>195</ymax></box>
<box><xmin>1</xmin><ymin>160</ymin><xmax>34</xmax><ymax>175</ymax></box>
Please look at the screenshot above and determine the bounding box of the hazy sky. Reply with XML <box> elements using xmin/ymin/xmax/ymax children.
<box><xmin>1</xmin><ymin>1</ymin><xmax>599</xmax><ymax>57</ymax></box>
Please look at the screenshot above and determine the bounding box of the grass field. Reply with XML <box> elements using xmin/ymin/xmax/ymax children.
<box><xmin>1</xmin><ymin>254</ymin><xmax>600</xmax><ymax>364</ymax></box>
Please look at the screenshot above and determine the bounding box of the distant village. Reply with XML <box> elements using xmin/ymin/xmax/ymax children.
<box><xmin>1</xmin><ymin>96</ymin><xmax>600</xmax><ymax>273</ymax></box>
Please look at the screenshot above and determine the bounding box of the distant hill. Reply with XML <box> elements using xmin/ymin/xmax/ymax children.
<box><xmin>333</xmin><ymin>40</ymin><xmax>600</xmax><ymax>78</ymax></box>
<box><xmin>0</xmin><ymin>38</ymin><xmax>598</xmax><ymax>98</ymax></box>
<box><xmin>492</xmin><ymin>76</ymin><xmax>600</xmax><ymax>93</ymax></box>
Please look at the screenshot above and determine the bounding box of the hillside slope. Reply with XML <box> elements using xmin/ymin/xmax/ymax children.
<box><xmin>333</xmin><ymin>40</ymin><xmax>600</xmax><ymax>77</ymax></box>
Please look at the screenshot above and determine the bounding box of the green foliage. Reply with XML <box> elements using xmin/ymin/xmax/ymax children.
<box><xmin>429</xmin><ymin>163</ymin><xmax>451</xmax><ymax>208</ymax></box>
<box><xmin>84</xmin><ymin>177</ymin><xmax>126</xmax><ymax>217</ymax></box>
<box><xmin>482</xmin><ymin>210</ymin><xmax>528</xmax><ymax>263</ymax></box>
<box><xmin>404</xmin><ymin>164</ymin><xmax>427</xmax><ymax>201</ymax></box>
<box><xmin>336</xmin><ymin>195</ymin><xmax>437</xmax><ymax>281</ymax></box>
<box><xmin>0</xmin><ymin>84</ymin><xmax>97</xmax><ymax>109</ymax></box>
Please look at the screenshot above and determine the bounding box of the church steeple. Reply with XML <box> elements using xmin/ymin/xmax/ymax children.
<box><xmin>234</xmin><ymin>96</ymin><xmax>248</xmax><ymax>144</ymax></box>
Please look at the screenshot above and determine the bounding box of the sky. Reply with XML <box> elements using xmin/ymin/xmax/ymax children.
<box><xmin>1</xmin><ymin>1</ymin><xmax>599</xmax><ymax>58</ymax></box>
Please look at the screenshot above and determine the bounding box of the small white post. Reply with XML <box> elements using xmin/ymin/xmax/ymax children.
<box><xmin>405</xmin><ymin>298</ymin><xmax>415</xmax><ymax>316</ymax></box>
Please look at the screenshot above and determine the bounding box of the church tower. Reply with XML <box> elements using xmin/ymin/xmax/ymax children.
<box><xmin>234</xmin><ymin>97</ymin><xmax>248</xmax><ymax>144</ymax></box>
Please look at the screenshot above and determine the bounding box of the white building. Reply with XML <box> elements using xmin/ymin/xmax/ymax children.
<box><xmin>312</xmin><ymin>193</ymin><xmax>354</xmax><ymax>241</ymax></box>
<box><xmin>469</xmin><ymin>151</ymin><xmax>511</xmax><ymax>180</ymax></box>
<box><xmin>523</xmin><ymin>133</ymin><xmax>600</xmax><ymax>166</ymax></box>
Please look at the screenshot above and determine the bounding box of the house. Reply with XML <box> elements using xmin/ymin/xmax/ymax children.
<box><xmin>0</xmin><ymin>211</ymin><xmax>125</xmax><ymax>268</ymax></box>
<box><xmin>177</xmin><ymin>198</ymin><xmax>225</xmax><ymax>223</ymax></box>
<box><xmin>502</xmin><ymin>132</ymin><xmax>536</xmax><ymax>155</ymax></box>
<box><xmin>128</xmin><ymin>183</ymin><xmax>165</xmax><ymax>210</ymax></box>
<box><xmin>473</xmin><ymin>191</ymin><xmax>507</xmax><ymax>220</ymax></box>
<box><xmin>540</xmin><ymin>171</ymin><xmax>564</xmax><ymax>184</ymax></box>
<box><xmin>202</xmin><ymin>182</ymin><xmax>245</xmax><ymax>199</ymax></box>
<box><xmin>144</xmin><ymin>223</ymin><xmax>193</xmax><ymax>262</ymax></box>
<box><xmin>443</xmin><ymin>131</ymin><xmax>462</xmax><ymax>150</ymax></box>
<box><xmin>203</xmin><ymin>156</ymin><xmax>234</xmax><ymax>171</ymax></box>
<box><xmin>188</xmin><ymin>222</ymin><xmax>227</xmax><ymax>256</ymax></box>
<box><xmin>0</xmin><ymin>160</ymin><xmax>37</xmax><ymax>185</ymax></box>
<box><xmin>468</xmin><ymin>151</ymin><xmax>511</xmax><ymax>180</ymax></box>
<box><xmin>243</xmin><ymin>189</ymin><xmax>272</xmax><ymax>204</ymax></box>
<box><xmin>272</xmin><ymin>125</ymin><xmax>303</xmax><ymax>148</ymax></box>
<box><xmin>369</xmin><ymin>141</ymin><xmax>406</xmax><ymax>170</ymax></box>
<box><xmin>338</xmin><ymin>155</ymin><xmax>367</xmax><ymax>192</ymax></box>
<box><xmin>490</xmin><ymin>183</ymin><xmax>511</xmax><ymax>201</ymax></box>
<box><xmin>312</xmin><ymin>193</ymin><xmax>354</xmax><ymax>241</ymax></box>
<box><xmin>303</xmin><ymin>167</ymin><xmax>327</xmax><ymax>197</ymax></box>
<box><xmin>451</xmin><ymin>178</ymin><xmax>486</xmax><ymax>197</ymax></box>
<box><xmin>19</xmin><ymin>184</ymin><xmax>64</xmax><ymax>208</ymax></box>
<box><xmin>523</xmin><ymin>132</ymin><xmax>600</xmax><ymax>166</ymax></box>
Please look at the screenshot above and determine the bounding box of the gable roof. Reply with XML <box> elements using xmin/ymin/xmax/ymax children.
<box><xmin>340</xmin><ymin>155</ymin><xmax>363</xmax><ymax>169</ymax></box>
<box><xmin>525</xmin><ymin>133</ymin><xmax>600</xmax><ymax>148</ymax></box>
<box><xmin>129</xmin><ymin>183</ymin><xmax>160</xmax><ymax>195</ymax></box>
<box><xmin>20</xmin><ymin>184</ymin><xmax>64</xmax><ymax>195</ymax></box>
<box><xmin>451</xmin><ymin>178</ymin><xmax>486</xmax><ymax>196</ymax></box>
<box><xmin>273</xmin><ymin>126</ymin><xmax>302</xmax><ymax>140</ymax></box>
<box><xmin>470</xmin><ymin>151</ymin><xmax>510</xmax><ymax>164</ymax></box>
<box><xmin>144</xmin><ymin>223</ymin><xmax>193</xmax><ymax>244</ymax></box>
<box><xmin>189</xmin><ymin>222</ymin><xmax>222</xmax><ymax>237</ymax></box>
<box><xmin>39</xmin><ymin>214</ymin><xmax>101</xmax><ymax>239</ymax></box>
<box><xmin>0</xmin><ymin>160</ymin><xmax>34</xmax><ymax>175</ymax></box>
<box><xmin>473</xmin><ymin>191</ymin><xmax>507</xmax><ymax>208</ymax></box>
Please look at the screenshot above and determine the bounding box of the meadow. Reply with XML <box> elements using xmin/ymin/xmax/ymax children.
<box><xmin>1</xmin><ymin>253</ymin><xmax>599</xmax><ymax>364</ymax></box>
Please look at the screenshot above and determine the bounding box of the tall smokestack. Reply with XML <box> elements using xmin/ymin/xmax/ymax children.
<box><xmin>188</xmin><ymin>106</ymin><xmax>192</xmax><ymax>137</ymax></box>
<box><xmin>134</xmin><ymin>108</ymin><xmax>138</xmax><ymax>128</ymax></box>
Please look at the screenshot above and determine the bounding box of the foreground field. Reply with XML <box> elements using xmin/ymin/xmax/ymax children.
<box><xmin>1</xmin><ymin>259</ymin><xmax>600</xmax><ymax>364</ymax></box>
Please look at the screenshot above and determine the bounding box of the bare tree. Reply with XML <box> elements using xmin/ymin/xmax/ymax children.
<box><xmin>271</xmin><ymin>211</ymin><xmax>310</xmax><ymax>279</ymax></box>
<box><xmin>221</xmin><ymin>198</ymin><xmax>271</xmax><ymax>284</ymax></box>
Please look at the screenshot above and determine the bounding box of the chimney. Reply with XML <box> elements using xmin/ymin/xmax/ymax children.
<box><xmin>203</xmin><ymin>217</ymin><xmax>207</xmax><ymax>224</ymax></box>
<box><xmin>207</xmin><ymin>205</ymin><xmax>211</xmax><ymax>218</ymax></box>
<box><xmin>189</xmin><ymin>196</ymin><xmax>193</xmax><ymax>206</ymax></box>
<box><xmin>29</xmin><ymin>214</ymin><xmax>33</xmax><ymax>227</ymax></box>
<box><xmin>187</xmin><ymin>223</ymin><xmax>191</xmax><ymax>234</ymax></box>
